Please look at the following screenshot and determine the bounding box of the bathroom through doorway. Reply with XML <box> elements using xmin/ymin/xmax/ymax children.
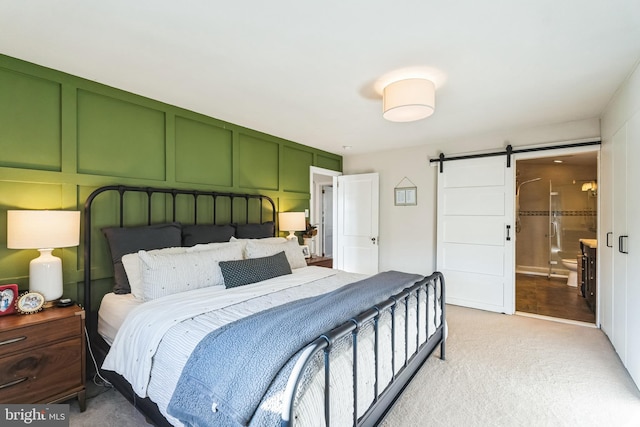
<box><xmin>514</xmin><ymin>150</ymin><xmax>598</xmax><ymax>324</ymax></box>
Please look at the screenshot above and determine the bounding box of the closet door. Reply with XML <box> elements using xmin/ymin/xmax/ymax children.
<box><xmin>436</xmin><ymin>156</ymin><xmax>515</xmax><ymax>314</ymax></box>
<box><xmin>612</xmin><ymin>124</ymin><xmax>628</xmax><ymax>364</ymax></box>
<box><xmin>598</xmin><ymin>139</ymin><xmax>614</xmax><ymax>336</ymax></box>
<box><xmin>624</xmin><ymin>112</ymin><xmax>640</xmax><ymax>383</ymax></box>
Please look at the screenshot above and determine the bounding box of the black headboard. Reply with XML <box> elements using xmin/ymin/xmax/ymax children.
<box><xmin>82</xmin><ymin>185</ymin><xmax>276</xmax><ymax>332</ymax></box>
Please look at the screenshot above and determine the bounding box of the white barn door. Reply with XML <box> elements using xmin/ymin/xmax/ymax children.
<box><xmin>334</xmin><ymin>173</ymin><xmax>379</xmax><ymax>274</ymax></box>
<box><xmin>436</xmin><ymin>156</ymin><xmax>515</xmax><ymax>314</ymax></box>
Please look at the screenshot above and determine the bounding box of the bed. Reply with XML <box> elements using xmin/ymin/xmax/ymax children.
<box><xmin>83</xmin><ymin>184</ymin><xmax>446</xmax><ymax>427</ymax></box>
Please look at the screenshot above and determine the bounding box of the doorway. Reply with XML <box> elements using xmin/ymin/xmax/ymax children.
<box><xmin>310</xmin><ymin>168</ymin><xmax>380</xmax><ymax>274</ymax></box>
<box><xmin>310</xmin><ymin>166</ymin><xmax>341</xmax><ymax>259</ymax></box>
<box><xmin>514</xmin><ymin>150</ymin><xmax>598</xmax><ymax>324</ymax></box>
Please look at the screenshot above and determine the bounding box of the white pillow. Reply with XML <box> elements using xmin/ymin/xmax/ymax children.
<box><xmin>139</xmin><ymin>241</ymin><xmax>244</xmax><ymax>301</ymax></box>
<box><xmin>122</xmin><ymin>246</ymin><xmax>186</xmax><ymax>300</ymax></box>
<box><xmin>185</xmin><ymin>241</ymin><xmax>250</xmax><ymax>253</ymax></box>
<box><xmin>229</xmin><ymin>236</ymin><xmax>287</xmax><ymax>243</ymax></box>
<box><xmin>229</xmin><ymin>236</ymin><xmax>287</xmax><ymax>258</ymax></box>
<box><xmin>245</xmin><ymin>239</ymin><xmax>307</xmax><ymax>269</ymax></box>
<box><xmin>123</xmin><ymin>242</ymin><xmax>242</xmax><ymax>300</ymax></box>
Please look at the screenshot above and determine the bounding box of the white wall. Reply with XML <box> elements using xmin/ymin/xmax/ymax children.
<box><xmin>343</xmin><ymin>118</ymin><xmax>600</xmax><ymax>277</ymax></box>
<box><xmin>343</xmin><ymin>144</ymin><xmax>438</xmax><ymax>276</ymax></box>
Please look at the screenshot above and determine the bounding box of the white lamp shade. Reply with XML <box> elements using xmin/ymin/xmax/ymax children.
<box><xmin>7</xmin><ymin>210</ymin><xmax>80</xmax><ymax>249</ymax></box>
<box><xmin>7</xmin><ymin>210</ymin><xmax>80</xmax><ymax>304</ymax></box>
<box><xmin>383</xmin><ymin>78</ymin><xmax>435</xmax><ymax>122</ymax></box>
<box><xmin>278</xmin><ymin>212</ymin><xmax>306</xmax><ymax>232</ymax></box>
<box><xmin>278</xmin><ymin>212</ymin><xmax>306</xmax><ymax>240</ymax></box>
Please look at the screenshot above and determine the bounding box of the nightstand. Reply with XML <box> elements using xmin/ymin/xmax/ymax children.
<box><xmin>306</xmin><ymin>256</ymin><xmax>333</xmax><ymax>268</ymax></box>
<box><xmin>0</xmin><ymin>305</ymin><xmax>86</xmax><ymax>410</ymax></box>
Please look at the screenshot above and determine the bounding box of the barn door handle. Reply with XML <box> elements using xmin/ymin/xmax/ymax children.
<box><xmin>606</xmin><ymin>232</ymin><xmax>613</xmax><ymax>248</ymax></box>
<box><xmin>506</xmin><ymin>225</ymin><xmax>511</xmax><ymax>241</ymax></box>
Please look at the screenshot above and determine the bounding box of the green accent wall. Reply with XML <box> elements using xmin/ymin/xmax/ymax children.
<box><xmin>0</xmin><ymin>54</ymin><xmax>342</xmax><ymax>302</ymax></box>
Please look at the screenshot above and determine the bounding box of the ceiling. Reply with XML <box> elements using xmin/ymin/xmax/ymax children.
<box><xmin>1</xmin><ymin>1</ymin><xmax>639</xmax><ymax>156</ymax></box>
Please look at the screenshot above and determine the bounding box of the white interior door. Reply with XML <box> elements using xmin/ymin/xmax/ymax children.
<box><xmin>436</xmin><ymin>156</ymin><xmax>515</xmax><ymax>314</ymax></box>
<box><xmin>625</xmin><ymin>111</ymin><xmax>640</xmax><ymax>384</ymax></box>
<box><xmin>612</xmin><ymin>124</ymin><xmax>627</xmax><ymax>361</ymax></box>
<box><xmin>334</xmin><ymin>173</ymin><xmax>379</xmax><ymax>274</ymax></box>
<box><xmin>322</xmin><ymin>185</ymin><xmax>334</xmax><ymax>257</ymax></box>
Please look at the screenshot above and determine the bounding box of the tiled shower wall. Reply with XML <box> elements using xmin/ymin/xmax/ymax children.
<box><xmin>515</xmin><ymin>160</ymin><xmax>597</xmax><ymax>276</ymax></box>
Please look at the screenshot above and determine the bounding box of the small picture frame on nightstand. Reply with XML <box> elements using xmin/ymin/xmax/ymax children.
<box><xmin>301</xmin><ymin>245</ymin><xmax>310</xmax><ymax>258</ymax></box>
<box><xmin>0</xmin><ymin>284</ymin><xmax>19</xmax><ymax>316</ymax></box>
<box><xmin>16</xmin><ymin>291</ymin><xmax>45</xmax><ymax>315</ymax></box>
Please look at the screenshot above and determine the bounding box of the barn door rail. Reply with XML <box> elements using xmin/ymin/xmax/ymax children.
<box><xmin>430</xmin><ymin>140</ymin><xmax>601</xmax><ymax>173</ymax></box>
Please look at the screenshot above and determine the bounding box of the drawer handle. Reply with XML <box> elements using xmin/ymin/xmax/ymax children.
<box><xmin>0</xmin><ymin>377</ymin><xmax>28</xmax><ymax>390</ymax></box>
<box><xmin>0</xmin><ymin>336</ymin><xmax>26</xmax><ymax>346</ymax></box>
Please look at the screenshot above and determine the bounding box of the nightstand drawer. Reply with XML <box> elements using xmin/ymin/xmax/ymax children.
<box><xmin>0</xmin><ymin>336</ymin><xmax>83</xmax><ymax>403</ymax></box>
<box><xmin>0</xmin><ymin>316</ymin><xmax>81</xmax><ymax>358</ymax></box>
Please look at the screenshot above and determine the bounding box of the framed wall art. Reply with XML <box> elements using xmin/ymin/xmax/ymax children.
<box><xmin>394</xmin><ymin>177</ymin><xmax>417</xmax><ymax>206</ymax></box>
<box><xmin>395</xmin><ymin>187</ymin><xmax>417</xmax><ymax>206</ymax></box>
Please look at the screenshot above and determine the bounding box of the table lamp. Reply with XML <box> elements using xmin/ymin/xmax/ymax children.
<box><xmin>7</xmin><ymin>210</ymin><xmax>80</xmax><ymax>307</ymax></box>
<box><xmin>278</xmin><ymin>212</ymin><xmax>306</xmax><ymax>241</ymax></box>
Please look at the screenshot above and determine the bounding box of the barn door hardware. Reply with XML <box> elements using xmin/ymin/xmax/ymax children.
<box><xmin>430</xmin><ymin>140</ymin><xmax>601</xmax><ymax>173</ymax></box>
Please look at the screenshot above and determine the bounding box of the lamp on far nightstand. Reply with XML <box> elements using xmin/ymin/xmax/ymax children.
<box><xmin>278</xmin><ymin>212</ymin><xmax>306</xmax><ymax>241</ymax></box>
<box><xmin>7</xmin><ymin>210</ymin><xmax>80</xmax><ymax>307</ymax></box>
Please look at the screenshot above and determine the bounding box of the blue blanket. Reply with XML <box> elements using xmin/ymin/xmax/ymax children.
<box><xmin>167</xmin><ymin>270</ymin><xmax>422</xmax><ymax>427</ymax></box>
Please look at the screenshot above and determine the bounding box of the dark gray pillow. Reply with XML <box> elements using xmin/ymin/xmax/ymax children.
<box><xmin>219</xmin><ymin>251</ymin><xmax>292</xmax><ymax>289</ymax></box>
<box><xmin>182</xmin><ymin>224</ymin><xmax>235</xmax><ymax>247</ymax></box>
<box><xmin>102</xmin><ymin>223</ymin><xmax>182</xmax><ymax>294</ymax></box>
<box><xmin>234</xmin><ymin>221</ymin><xmax>275</xmax><ymax>239</ymax></box>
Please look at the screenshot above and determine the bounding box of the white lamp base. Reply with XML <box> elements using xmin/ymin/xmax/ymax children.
<box><xmin>285</xmin><ymin>231</ymin><xmax>297</xmax><ymax>241</ymax></box>
<box><xmin>29</xmin><ymin>248</ymin><xmax>64</xmax><ymax>307</ymax></box>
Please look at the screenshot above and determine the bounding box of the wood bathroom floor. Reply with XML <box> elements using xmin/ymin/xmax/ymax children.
<box><xmin>516</xmin><ymin>273</ymin><xmax>595</xmax><ymax>323</ymax></box>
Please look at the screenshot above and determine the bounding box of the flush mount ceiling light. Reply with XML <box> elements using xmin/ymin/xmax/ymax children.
<box><xmin>383</xmin><ymin>78</ymin><xmax>435</xmax><ymax>122</ymax></box>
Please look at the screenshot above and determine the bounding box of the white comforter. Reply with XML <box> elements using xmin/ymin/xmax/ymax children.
<box><xmin>102</xmin><ymin>268</ymin><xmax>366</xmax><ymax>407</ymax></box>
<box><xmin>102</xmin><ymin>266</ymin><xmax>441</xmax><ymax>426</ymax></box>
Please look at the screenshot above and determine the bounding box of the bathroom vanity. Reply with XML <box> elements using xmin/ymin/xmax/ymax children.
<box><xmin>580</xmin><ymin>239</ymin><xmax>597</xmax><ymax>313</ymax></box>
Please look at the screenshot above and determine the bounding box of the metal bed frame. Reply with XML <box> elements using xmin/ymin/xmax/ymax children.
<box><xmin>281</xmin><ymin>271</ymin><xmax>445</xmax><ymax>427</ymax></box>
<box><xmin>82</xmin><ymin>184</ymin><xmax>445</xmax><ymax>427</ymax></box>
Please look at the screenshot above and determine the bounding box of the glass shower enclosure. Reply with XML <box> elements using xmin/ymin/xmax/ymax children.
<box><xmin>548</xmin><ymin>181</ymin><xmax>597</xmax><ymax>277</ymax></box>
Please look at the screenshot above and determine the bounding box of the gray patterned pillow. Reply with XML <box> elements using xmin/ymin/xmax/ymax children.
<box><xmin>219</xmin><ymin>251</ymin><xmax>292</xmax><ymax>289</ymax></box>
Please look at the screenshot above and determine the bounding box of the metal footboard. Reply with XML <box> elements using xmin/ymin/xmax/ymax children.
<box><xmin>281</xmin><ymin>271</ymin><xmax>445</xmax><ymax>427</ymax></box>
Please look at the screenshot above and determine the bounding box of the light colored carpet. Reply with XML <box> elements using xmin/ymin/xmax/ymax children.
<box><xmin>67</xmin><ymin>305</ymin><xmax>640</xmax><ymax>426</ymax></box>
<box><xmin>68</xmin><ymin>383</ymin><xmax>151</xmax><ymax>427</ymax></box>
<box><xmin>380</xmin><ymin>305</ymin><xmax>640</xmax><ymax>427</ymax></box>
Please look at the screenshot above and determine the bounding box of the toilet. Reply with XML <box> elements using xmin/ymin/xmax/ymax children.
<box><xmin>561</xmin><ymin>258</ymin><xmax>578</xmax><ymax>287</ymax></box>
